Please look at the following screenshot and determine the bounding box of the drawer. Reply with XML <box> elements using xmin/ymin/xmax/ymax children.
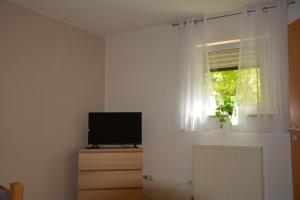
<box><xmin>79</xmin><ymin>152</ymin><xmax>143</xmax><ymax>170</ymax></box>
<box><xmin>78</xmin><ymin>189</ymin><xmax>143</xmax><ymax>200</ymax></box>
<box><xmin>78</xmin><ymin>170</ymin><xmax>142</xmax><ymax>189</ymax></box>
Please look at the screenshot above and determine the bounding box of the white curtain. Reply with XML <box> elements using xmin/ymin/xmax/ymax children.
<box><xmin>232</xmin><ymin>1</ymin><xmax>289</xmax><ymax>133</ymax></box>
<box><xmin>171</xmin><ymin>18</ymin><xmax>218</xmax><ymax>132</ymax></box>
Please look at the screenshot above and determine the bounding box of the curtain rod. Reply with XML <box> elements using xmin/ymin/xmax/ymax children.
<box><xmin>172</xmin><ymin>0</ymin><xmax>296</xmax><ymax>27</ymax></box>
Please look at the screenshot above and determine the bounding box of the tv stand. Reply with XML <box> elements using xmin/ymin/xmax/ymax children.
<box><xmin>77</xmin><ymin>147</ymin><xmax>143</xmax><ymax>200</ymax></box>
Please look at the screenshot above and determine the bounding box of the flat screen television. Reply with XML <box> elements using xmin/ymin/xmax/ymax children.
<box><xmin>88</xmin><ymin>112</ymin><xmax>142</xmax><ymax>147</ymax></box>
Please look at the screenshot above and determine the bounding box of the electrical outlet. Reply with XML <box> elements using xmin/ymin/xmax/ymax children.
<box><xmin>143</xmin><ymin>175</ymin><xmax>153</xmax><ymax>181</ymax></box>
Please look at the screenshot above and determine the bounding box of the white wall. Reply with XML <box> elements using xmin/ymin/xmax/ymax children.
<box><xmin>106</xmin><ymin>9</ymin><xmax>298</xmax><ymax>200</ymax></box>
<box><xmin>0</xmin><ymin>1</ymin><xmax>105</xmax><ymax>200</ymax></box>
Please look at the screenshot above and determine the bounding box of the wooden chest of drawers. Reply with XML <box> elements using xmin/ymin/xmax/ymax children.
<box><xmin>77</xmin><ymin>148</ymin><xmax>143</xmax><ymax>200</ymax></box>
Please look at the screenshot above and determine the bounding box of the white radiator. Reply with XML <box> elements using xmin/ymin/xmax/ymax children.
<box><xmin>193</xmin><ymin>145</ymin><xmax>263</xmax><ymax>200</ymax></box>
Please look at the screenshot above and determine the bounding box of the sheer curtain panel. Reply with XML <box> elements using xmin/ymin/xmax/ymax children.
<box><xmin>233</xmin><ymin>1</ymin><xmax>289</xmax><ymax>133</ymax></box>
<box><xmin>171</xmin><ymin>18</ymin><xmax>218</xmax><ymax>132</ymax></box>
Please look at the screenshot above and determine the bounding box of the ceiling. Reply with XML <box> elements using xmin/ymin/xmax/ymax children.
<box><xmin>10</xmin><ymin>0</ymin><xmax>269</xmax><ymax>36</ymax></box>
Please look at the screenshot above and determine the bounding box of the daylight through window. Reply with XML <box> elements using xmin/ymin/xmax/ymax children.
<box><xmin>208</xmin><ymin>48</ymin><xmax>261</xmax><ymax>121</ymax></box>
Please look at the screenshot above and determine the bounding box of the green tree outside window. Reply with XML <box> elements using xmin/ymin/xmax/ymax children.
<box><xmin>208</xmin><ymin>49</ymin><xmax>260</xmax><ymax>128</ymax></box>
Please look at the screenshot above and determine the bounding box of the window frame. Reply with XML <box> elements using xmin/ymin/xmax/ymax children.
<box><xmin>208</xmin><ymin>48</ymin><xmax>261</xmax><ymax>117</ymax></box>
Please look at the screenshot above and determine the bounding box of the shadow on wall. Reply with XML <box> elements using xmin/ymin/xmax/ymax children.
<box><xmin>143</xmin><ymin>181</ymin><xmax>193</xmax><ymax>200</ymax></box>
<box><xmin>65</xmin><ymin>150</ymin><xmax>78</xmax><ymax>200</ymax></box>
<box><xmin>46</xmin><ymin>148</ymin><xmax>78</xmax><ymax>200</ymax></box>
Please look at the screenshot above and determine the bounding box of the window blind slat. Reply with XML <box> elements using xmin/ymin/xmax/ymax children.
<box><xmin>208</xmin><ymin>49</ymin><xmax>239</xmax><ymax>69</ymax></box>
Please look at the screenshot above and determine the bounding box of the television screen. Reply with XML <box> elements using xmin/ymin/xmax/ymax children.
<box><xmin>88</xmin><ymin>112</ymin><xmax>142</xmax><ymax>146</ymax></box>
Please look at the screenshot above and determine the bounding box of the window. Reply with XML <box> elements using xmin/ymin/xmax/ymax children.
<box><xmin>208</xmin><ymin>48</ymin><xmax>261</xmax><ymax>116</ymax></box>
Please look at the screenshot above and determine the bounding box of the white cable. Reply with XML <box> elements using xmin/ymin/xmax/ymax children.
<box><xmin>144</xmin><ymin>181</ymin><xmax>192</xmax><ymax>200</ymax></box>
